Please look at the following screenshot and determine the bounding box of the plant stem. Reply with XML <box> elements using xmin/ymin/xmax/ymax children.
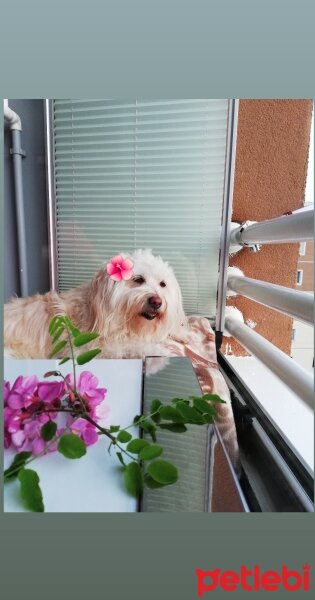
<box><xmin>35</xmin><ymin>408</ymin><xmax>79</xmax><ymax>415</ymax></box>
<box><xmin>83</xmin><ymin>414</ymin><xmax>137</xmax><ymax>461</ymax></box>
<box><xmin>65</xmin><ymin>326</ymin><xmax>77</xmax><ymax>391</ymax></box>
<box><xmin>83</xmin><ymin>414</ymin><xmax>116</xmax><ymax>443</ymax></box>
<box><xmin>119</xmin><ymin>409</ymin><xmax>160</xmax><ymax>432</ymax></box>
<box><xmin>62</xmin><ymin>324</ymin><xmax>88</xmax><ymax>415</ymax></box>
<box><xmin>3</xmin><ymin>425</ymin><xmax>76</xmax><ymax>482</ymax></box>
<box><xmin>4</xmin><ymin>455</ymin><xmax>39</xmax><ymax>481</ymax></box>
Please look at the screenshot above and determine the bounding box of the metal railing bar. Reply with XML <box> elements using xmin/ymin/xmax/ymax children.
<box><xmin>227</xmin><ymin>275</ymin><xmax>314</xmax><ymax>325</ymax></box>
<box><xmin>230</xmin><ymin>209</ymin><xmax>314</xmax><ymax>246</ymax></box>
<box><xmin>224</xmin><ymin>316</ymin><xmax>314</xmax><ymax>408</ymax></box>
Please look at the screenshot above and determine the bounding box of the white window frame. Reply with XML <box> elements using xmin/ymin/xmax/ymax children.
<box><xmin>297</xmin><ymin>269</ymin><xmax>303</xmax><ymax>286</ymax></box>
<box><xmin>299</xmin><ymin>241</ymin><xmax>306</xmax><ymax>256</ymax></box>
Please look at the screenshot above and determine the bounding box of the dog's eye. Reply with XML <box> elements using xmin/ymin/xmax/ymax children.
<box><xmin>133</xmin><ymin>276</ymin><xmax>145</xmax><ymax>285</ymax></box>
<box><xmin>160</xmin><ymin>281</ymin><xmax>166</xmax><ymax>288</ymax></box>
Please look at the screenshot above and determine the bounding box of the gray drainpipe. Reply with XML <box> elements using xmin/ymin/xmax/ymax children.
<box><xmin>4</xmin><ymin>100</ymin><xmax>28</xmax><ymax>297</ymax></box>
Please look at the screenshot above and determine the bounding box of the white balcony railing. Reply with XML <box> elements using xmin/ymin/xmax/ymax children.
<box><xmin>227</xmin><ymin>275</ymin><xmax>313</xmax><ymax>325</ymax></box>
<box><xmin>219</xmin><ymin>209</ymin><xmax>314</xmax><ymax>409</ymax></box>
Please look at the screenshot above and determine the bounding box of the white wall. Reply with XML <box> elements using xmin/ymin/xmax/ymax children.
<box><xmin>291</xmin><ymin>317</ymin><xmax>314</xmax><ymax>372</ymax></box>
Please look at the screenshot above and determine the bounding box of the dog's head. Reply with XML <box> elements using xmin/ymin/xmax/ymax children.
<box><xmin>88</xmin><ymin>249</ymin><xmax>187</xmax><ymax>342</ymax></box>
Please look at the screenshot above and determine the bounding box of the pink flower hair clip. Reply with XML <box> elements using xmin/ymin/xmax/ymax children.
<box><xmin>106</xmin><ymin>255</ymin><xmax>134</xmax><ymax>281</ymax></box>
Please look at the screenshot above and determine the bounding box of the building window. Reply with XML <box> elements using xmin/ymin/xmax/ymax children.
<box><xmin>299</xmin><ymin>242</ymin><xmax>306</xmax><ymax>256</ymax></box>
<box><xmin>296</xmin><ymin>270</ymin><xmax>303</xmax><ymax>286</ymax></box>
<box><xmin>291</xmin><ymin>328</ymin><xmax>296</xmax><ymax>341</ymax></box>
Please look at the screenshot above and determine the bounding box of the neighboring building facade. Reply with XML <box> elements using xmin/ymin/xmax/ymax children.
<box><xmin>291</xmin><ymin>240</ymin><xmax>314</xmax><ymax>372</ymax></box>
<box><xmin>296</xmin><ymin>240</ymin><xmax>314</xmax><ymax>291</ymax></box>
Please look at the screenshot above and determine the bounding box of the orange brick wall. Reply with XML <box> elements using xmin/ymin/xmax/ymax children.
<box><xmin>225</xmin><ymin>99</ymin><xmax>313</xmax><ymax>356</ymax></box>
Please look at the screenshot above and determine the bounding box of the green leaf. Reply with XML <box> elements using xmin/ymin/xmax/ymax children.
<box><xmin>171</xmin><ymin>397</ymin><xmax>188</xmax><ymax>404</ymax></box>
<box><xmin>139</xmin><ymin>444</ymin><xmax>163</xmax><ymax>461</ymax></box>
<box><xmin>116</xmin><ymin>452</ymin><xmax>126</xmax><ymax>467</ymax></box>
<box><xmin>52</xmin><ymin>326</ymin><xmax>65</xmax><ymax>344</ymax></box>
<box><xmin>50</xmin><ymin>339</ymin><xmax>67</xmax><ymax>358</ymax></box>
<box><xmin>127</xmin><ymin>438</ymin><xmax>149</xmax><ymax>454</ymax></box>
<box><xmin>140</xmin><ymin>421</ymin><xmax>157</xmax><ymax>441</ymax></box>
<box><xmin>63</xmin><ymin>316</ymin><xmax>81</xmax><ymax>337</ymax></box>
<box><xmin>133</xmin><ymin>415</ymin><xmax>141</xmax><ymax>424</ymax></box>
<box><xmin>202</xmin><ymin>413</ymin><xmax>215</xmax><ymax>424</ymax></box>
<box><xmin>73</xmin><ymin>332</ymin><xmax>100</xmax><ymax>347</ymax></box>
<box><xmin>59</xmin><ymin>356</ymin><xmax>70</xmax><ymax>365</ymax></box>
<box><xmin>40</xmin><ymin>421</ymin><xmax>57</xmax><ymax>442</ymax></box>
<box><xmin>124</xmin><ymin>462</ymin><xmax>143</xmax><ymax>497</ymax></box>
<box><xmin>159</xmin><ymin>423</ymin><xmax>187</xmax><ymax>433</ymax></box>
<box><xmin>151</xmin><ymin>399</ymin><xmax>162</xmax><ymax>411</ymax></box>
<box><xmin>71</xmin><ymin>327</ymin><xmax>81</xmax><ymax>337</ymax></box>
<box><xmin>147</xmin><ymin>460</ymin><xmax>178</xmax><ymax>485</ymax></box>
<box><xmin>144</xmin><ymin>474</ymin><xmax>166</xmax><ymax>489</ymax></box>
<box><xmin>110</xmin><ymin>425</ymin><xmax>120</xmax><ymax>433</ymax></box>
<box><xmin>175</xmin><ymin>401</ymin><xmax>205</xmax><ymax>424</ymax></box>
<box><xmin>49</xmin><ymin>315</ymin><xmax>63</xmax><ymax>336</ymax></box>
<box><xmin>159</xmin><ymin>405</ymin><xmax>184</xmax><ymax>423</ymax></box>
<box><xmin>202</xmin><ymin>393</ymin><xmax>226</xmax><ymax>404</ymax></box>
<box><xmin>193</xmin><ymin>397</ymin><xmax>217</xmax><ymax>416</ymax></box>
<box><xmin>57</xmin><ymin>434</ymin><xmax>87</xmax><ymax>459</ymax></box>
<box><xmin>150</xmin><ymin>399</ymin><xmax>162</xmax><ymax>423</ymax></box>
<box><xmin>76</xmin><ymin>349</ymin><xmax>101</xmax><ymax>365</ymax></box>
<box><xmin>18</xmin><ymin>469</ymin><xmax>44</xmax><ymax>512</ymax></box>
<box><xmin>117</xmin><ymin>430</ymin><xmax>132</xmax><ymax>443</ymax></box>
<box><xmin>4</xmin><ymin>452</ymin><xmax>32</xmax><ymax>480</ymax></box>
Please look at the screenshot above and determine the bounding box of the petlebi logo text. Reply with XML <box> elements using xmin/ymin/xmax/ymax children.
<box><xmin>195</xmin><ymin>565</ymin><xmax>311</xmax><ymax>595</ymax></box>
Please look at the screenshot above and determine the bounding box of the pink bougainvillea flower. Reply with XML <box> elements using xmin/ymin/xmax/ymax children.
<box><xmin>94</xmin><ymin>400</ymin><xmax>111</xmax><ymax>427</ymax></box>
<box><xmin>106</xmin><ymin>255</ymin><xmax>134</xmax><ymax>281</ymax></box>
<box><xmin>68</xmin><ymin>417</ymin><xmax>99</xmax><ymax>446</ymax></box>
<box><xmin>3</xmin><ymin>378</ymin><xmax>60</xmax><ymax>454</ymax></box>
<box><xmin>10</xmin><ymin>414</ymin><xmax>51</xmax><ymax>454</ymax></box>
<box><xmin>6</xmin><ymin>375</ymin><xmax>38</xmax><ymax>409</ymax></box>
<box><xmin>65</xmin><ymin>371</ymin><xmax>107</xmax><ymax>415</ymax></box>
<box><xmin>23</xmin><ymin>420</ymin><xmax>48</xmax><ymax>455</ymax></box>
<box><xmin>64</xmin><ymin>370</ymin><xmax>109</xmax><ymax>425</ymax></box>
<box><xmin>5</xmin><ymin>407</ymin><xmax>23</xmax><ymax>434</ymax></box>
<box><xmin>37</xmin><ymin>381</ymin><xmax>65</xmax><ymax>404</ymax></box>
<box><xmin>76</xmin><ymin>371</ymin><xmax>107</xmax><ymax>404</ymax></box>
<box><xmin>3</xmin><ymin>370</ymin><xmax>109</xmax><ymax>455</ymax></box>
<box><xmin>3</xmin><ymin>381</ymin><xmax>10</xmax><ymax>403</ymax></box>
<box><xmin>4</xmin><ymin>405</ymin><xmax>13</xmax><ymax>449</ymax></box>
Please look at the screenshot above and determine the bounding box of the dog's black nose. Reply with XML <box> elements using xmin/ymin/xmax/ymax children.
<box><xmin>148</xmin><ymin>295</ymin><xmax>162</xmax><ymax>309</ymax></box>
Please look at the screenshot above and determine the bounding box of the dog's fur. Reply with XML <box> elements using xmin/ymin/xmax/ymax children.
<box><xmin>4</xmin><ymin>249</ymin><xmax>188</xmax><ymax>359</ymax></box>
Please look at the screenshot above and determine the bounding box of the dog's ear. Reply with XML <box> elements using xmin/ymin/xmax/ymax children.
<box><xmin>87</xmin><ymin>266</ymin><xmax>114</xmax><ymax>335</ymax></box>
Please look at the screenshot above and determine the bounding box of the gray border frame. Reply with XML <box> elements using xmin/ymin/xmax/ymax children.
<box><xmin>1</xmin><ymin>1</ymin><xmax>315</xmax><ymax>598</ymax></box>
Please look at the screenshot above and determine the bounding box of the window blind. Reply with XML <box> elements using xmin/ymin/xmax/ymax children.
<box><xmin>53</xmin><ymin>99</ymin><xmax>229</xmax><ymax>315</ymax></box>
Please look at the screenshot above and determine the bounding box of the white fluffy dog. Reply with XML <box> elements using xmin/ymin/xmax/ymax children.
<box><xmin>4</xmin><ymin>249</ymin><xmax>188</xmax><ymax>359</ymax></box>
